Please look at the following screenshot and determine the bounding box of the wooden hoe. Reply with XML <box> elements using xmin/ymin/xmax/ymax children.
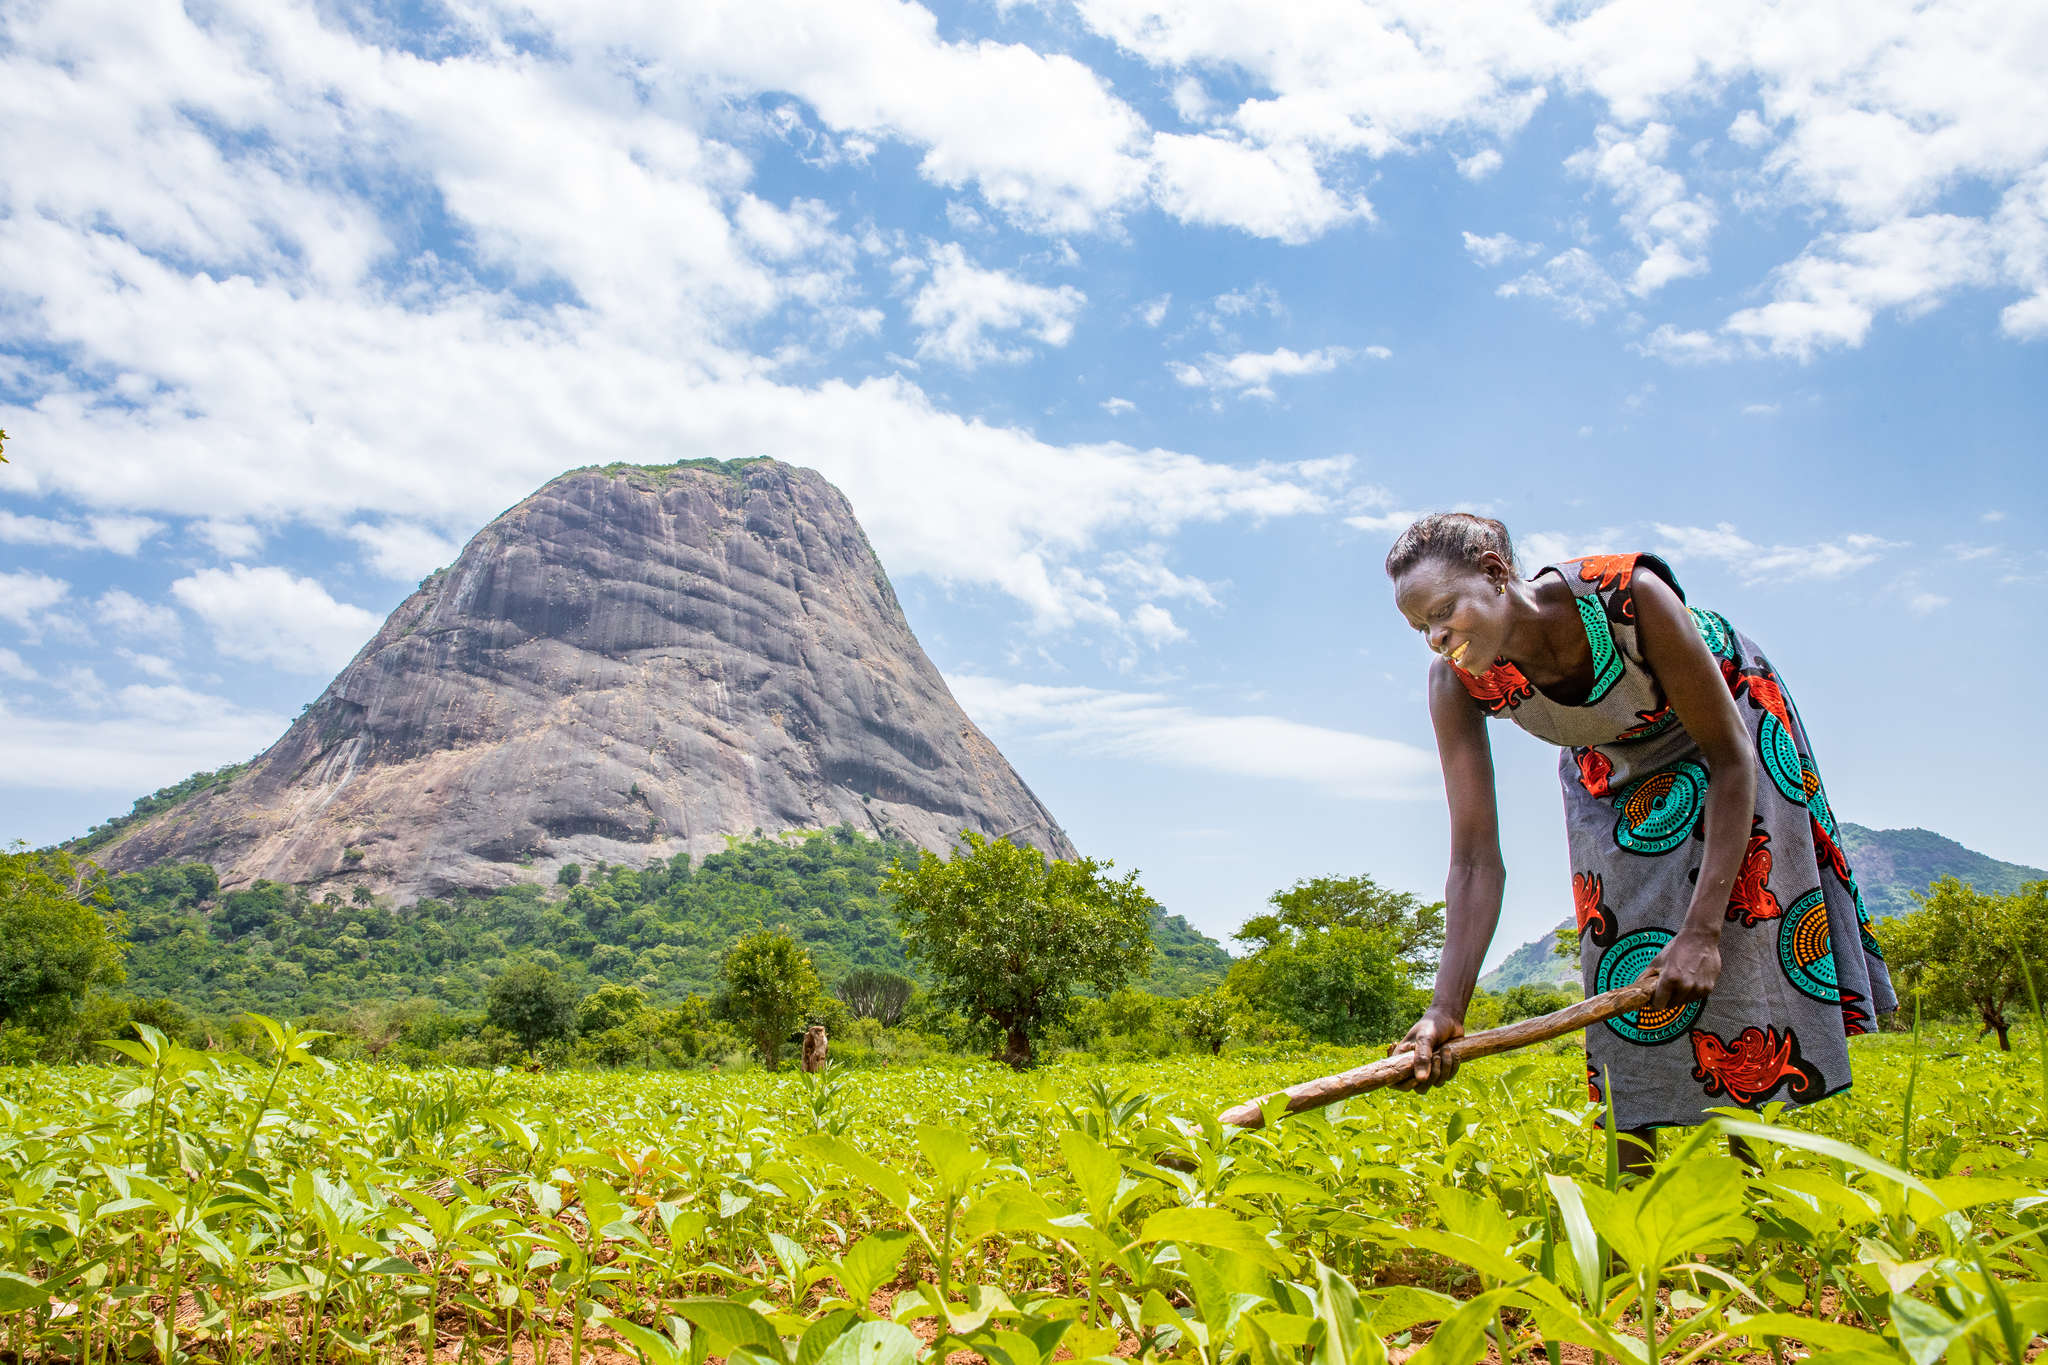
<box><xmin>1216</xmin><ymin>973</ymin><xmax>1660</xmax><ymax>1128</ymax></box>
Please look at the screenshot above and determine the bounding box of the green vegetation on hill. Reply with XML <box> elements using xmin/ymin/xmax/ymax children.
<box><xmin>104</xmin><ymin>826</ymin><xmax>1228</xmax><ymax>1017</ymax></box>
<box><xmin>1837</xmin><ymin>821</ymin><xmax>2046</xmax><ymax>920</ymax></box>
<box><xmin>1478</xmin><ymin>823</ymin><xmax>2047</xmax><ymax>995</ymax></box>
<box><xmin>67</xmin><ymin>761</ymin><xmax>252</xmax><ymax>856</ymax></box>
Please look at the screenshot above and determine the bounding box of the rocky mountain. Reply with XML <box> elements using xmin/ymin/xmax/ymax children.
<box><xmin>1478</xmin><ymin>822</ymin><xmax>2045</xmax><ymax>993</ymax></box>
<box><xmin>90</xmin><ymin>458</ymin><xmax>1074</xmax><ymax>901</ymax></box>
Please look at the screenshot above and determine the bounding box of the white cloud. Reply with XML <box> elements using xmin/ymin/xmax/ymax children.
<box><xmin>1457</xmin><ymin>148</ymin><xmax>1504</xmax><ymax>181</ymax></box>
<box><xmin>1741</xmin><ymin>402</ymin><xmax>1780</xmax><ymax>417</ymax></box>
<box><xmin>195</xmin><ymin>521</ymin><xmax>266</xmax><ymax>559</ymax></box>
<box><xmin>1462</xmin><ymin>231</ymin><xmax>1540</xmax><ymax>267</ymax></box>
<box><xmin>95</xmin><ymin>589</ymin><xmax>181</xmax><ymax>638</ymax></box>
<box><xmin>908</xmin><ymin>244</ymin><xmax>1086</xmax><ymax>369</ymax></box>
<box><xmin>1100</xmin><ymin>546</ymin><xmax>1221</xmax><ymax>608</ymax></box>
<box><xmin>948</xmin><ymin>674</ymin><xmax>1438</xmax><ymax>800</ymax></box>
<box><xmin>169</xmin><ymin>565</ymin><xmax>380</xmax><ymax>675</ymax></box>
<box><xmin>1149</xmin><ymin>134</ymin><xmax>1371</xmax><ymax>244</ymax></box>
<box><xmin>0</xmin><ymin>511</ymin><xmax>161</xmax><ymax>554</ymax></box>
<box><xmin>1902</xmin><ymin>590</ymin><xmax>1950</xmax><ymax>615</ymax></box>
<box><xmin>0</xmin><ymin>648</ymin><xmax>36</xmax><ymax>682</ymax></box>
<box><xmin>0</xmin><ymin>685</ymin><xmax>286</xmax><ymax>793</ymax></box>
<box><xmin>117</xmin><ymin>649</ymin><xmax>180</xmax><ymax>681</ymax></box>
<box><xmin>1170</xmin><ymin>346</ymin><xmax>1357</xmax><ymax>398</ymax></box>
<box><xmin>1653</xmin><ymin>522</ymin><xmax>1900</xmax><ymax>584</ymax></box>
<box><xmin>349</xmin><ymin>520</ymin><xmax>462</xmax><ymax>581</ymax></box>
<box><xmin>0</xmin><ymin>571</ymin><xmax>68</xmax><ymax>628</ymax></box>
<box><xmin>1496</xmin><ymin>249</ymin><xmax>1625</xmax><ymax>323</ymax></box>
<box><xmin>1138</xmin><ymin>294</ymin><xmax>1172</xmax><ymax>326</ymax></box>
<box><xmin>1100</xmin><ymin>397</ymin><xmax>1137</xmax><ymax>415</ymax></box>
<box><xmin>1635</xmin><ymin>324</ymin><xmax>1731</xmax><ymax>363</ymax></box>
<box><xmin>1129</xmin><ymin>603</ymin><xmax>1188</xmax><ymax>645</ymax></box>
<box><xmin>1212</xmin><ymin>284</ymin><xmax>1284</xmax><ymax>317</ymax></box>
<box><xmin>1566</xmin><ymin>123</ymin><xmax>1717</xmax><ymax>296</ymax></box>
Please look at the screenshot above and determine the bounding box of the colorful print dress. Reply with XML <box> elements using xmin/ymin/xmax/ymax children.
<box><xmin>1454</xmin><ymin>553</ymin><xmax>1897</xmax><ymax>1129</ymax></box>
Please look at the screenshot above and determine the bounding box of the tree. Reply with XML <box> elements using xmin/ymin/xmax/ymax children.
<box><xmin>0</xmin><ymin>843</ymin><xmax>125</xmax><ymax>1036</ymax></box>
<box><xmin>1238</xmin><ymin>875</ymin><xmax>1446</xmax><ymax>981</ymax></box>
<box><xmin>1879</xmin><ymin>878</ymin><xmax>2048</xmax><ymax>1050</ymax></box>
<box><xmin>1181</xmin><ymin>987</ymin><xmax>1233</xmax><ymax>1055</ymax></box>
<box><xmin>887</xmin><ymin>832</ymin><xmax>1155</xmax><ymax>1069</ymax></box>
<box><xmin>1226</xmin><ymin>874</ymin><xmax>1444</xmax><ymax>1046</ymax></box>
<box><xmin>836</xmin><ymin>967</ymin><xmax>914</xmax><ymax>1025</ymax></box>
<box><xmin>485</xmin><ymin>959</ymin><xmax>579</xmax><ymax>1054</ymax></box>
<box><xmin>717</xmin><ymin>929</ymin><xmax>821</xmax><ymax>1068</ymax></box>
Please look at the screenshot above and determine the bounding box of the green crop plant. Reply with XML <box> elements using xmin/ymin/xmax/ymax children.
<box><xmin>0</xmin><ymin>1022</ymin><xmax>2042</xmax><ymax>1361</ymax></box>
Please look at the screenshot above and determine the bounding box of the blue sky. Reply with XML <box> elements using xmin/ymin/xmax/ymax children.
<box><xmin>2</xmin><ymin>0</ymin><xmax>2044</xmax><ymax>968</ymax></box>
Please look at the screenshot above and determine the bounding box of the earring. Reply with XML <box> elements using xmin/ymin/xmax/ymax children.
<box><xmin>1495</xmin><ymin>584</ymin><xmax>1504</xmax><ymax>595</ymax></box>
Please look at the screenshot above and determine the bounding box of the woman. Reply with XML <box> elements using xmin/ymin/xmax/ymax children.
<box><xmin>1384</xmin><ymin>513</ymin><xmax>1894</xmax><ymax>1142</ymax></box>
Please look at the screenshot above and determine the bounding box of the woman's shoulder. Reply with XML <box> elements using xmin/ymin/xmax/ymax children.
<box><xmin>1539</xmin><ymin>551</ymin><xmax>1686</xmax><ymax>622</ymax></box>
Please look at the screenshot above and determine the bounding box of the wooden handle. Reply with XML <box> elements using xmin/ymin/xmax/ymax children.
<box><xmin>1217</xmin><ymin>973</ymin><xmax>1660</xmax><ymax>1128</ymax></box>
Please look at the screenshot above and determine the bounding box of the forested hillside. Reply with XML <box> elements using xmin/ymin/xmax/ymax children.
<box><xmin>1479</xmin><ymin>823</ymin><xmax>2045</xmax><ymax>993</ymax></box>
<box><xmin>107</xmin><ymin>825</ymin><xmax>1229</xmax><ymax>1014</ymax></box>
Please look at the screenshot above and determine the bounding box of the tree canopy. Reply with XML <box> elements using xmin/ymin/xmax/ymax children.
<box><xmin>1226</xmin><ymin>874</ymin><xmax>1444</xmax><ymax>1046</ymax></box>
<box><xmin>716</xmin><ymin>928</ymin><xmax>822</xmax><ymax>1068</ymax></box>
<box><xmin>485</xmin><ymin>960</ymin><xmax>579</xmax><ymax>1054</ymax></box>
<box><xmin>0</xmin><ymin>844</ymin><xmax>125</xmax><ymax>1039</ymax></box>
<box><xmin>1878</xmin><ymin>877</ymin><xmax>2048</xmax><ymax>1050</ymax></box>
<box><xmin>888</xmin><ymin>832</ymin><xmax>1155</xmax><ymax>1069</ymax></box>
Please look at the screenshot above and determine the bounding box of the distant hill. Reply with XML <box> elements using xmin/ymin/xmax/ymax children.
<box><xmin>1478</xmin><ymin>823</ymin><xmax>2045</xmax><ymax>994</ymax></box>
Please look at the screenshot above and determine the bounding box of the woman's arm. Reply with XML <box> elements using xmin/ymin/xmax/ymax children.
<box><xmin>1391</xmin><ymin>658</ymin><xmax>1504</xmax><ymax>1091</ymax></box>
<box><xmin>1631</xmin><ymin>571</ymin><xmax>1757</xmax><ymax>1010</ymax></box>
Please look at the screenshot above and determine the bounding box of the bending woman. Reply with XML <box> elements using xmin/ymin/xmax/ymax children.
<box><xmin>1384</xmin><ymin>513</ymin><xmax>1894</xmax><ymax>1149</ymax></box>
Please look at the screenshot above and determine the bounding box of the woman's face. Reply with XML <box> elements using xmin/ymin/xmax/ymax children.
<box><xmin>1393</xmin><ymin>555</ymin><xmax>1510</xmax><ymax>671</ymax></box>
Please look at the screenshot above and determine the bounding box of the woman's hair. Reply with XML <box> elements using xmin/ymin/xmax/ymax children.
<box><xmin>1382</xmin><ymin>512</ymin><xmax>1518</xmax><ymax>580</ymax></box>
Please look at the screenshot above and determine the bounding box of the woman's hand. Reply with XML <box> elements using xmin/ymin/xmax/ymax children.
<box><xmin>1389</xmin><ymin>1006</ymin><xmax>1466</xmax><ymax>1092</ymax></box>
<box><xmin>1646</xmin><ymin>925</ymin><xmax>1722</xmax><ymax>1009</ymax></box>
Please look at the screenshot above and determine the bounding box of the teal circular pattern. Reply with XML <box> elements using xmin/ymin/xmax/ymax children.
<box><xmin>1804</xmin><ymin>760</ymin><xmax>1837</xmax><ymax>840</ymax></box>
<box><xmin>1759</xmin><ymin>714</ymin><xmax>1807</xmax><ymax>806</ymax></box>
<box><xmin>1612</xmin><ymin>760</ymin><xmax>1709</xmax><ymax>855</ymax></box>
<box><xmin>1853</xmin><ymin>883</ymin><xmax>1884</xmax><ymax>960</ymax></box>
<box><xmin>1778</xmin><ymin>888</ymin><xmax>1840</xmax><ymax>1002</ymax></box>
<box><xmin>1690</xmin><ymin>607</ymin><xmax>1736</xmax><ymax>661</ymax></box>
<box><xmin>1597</xmin><ymin>929</ymin><xmax>1703</xmax><ymax>1044</ymax></box>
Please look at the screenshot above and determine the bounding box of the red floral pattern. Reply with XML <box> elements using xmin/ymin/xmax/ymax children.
<box><xmin>1725</xmin><ymin>817</ymin><xmax>1782</xmax><ymax>927</ymax></box>
<box><xmin>1575</xmin><ymin>747</ymin><xmax>1613</xmax><ymax>797</ymax></box>
<box><xmin>1572</xmin><ymin>871</ymin><xmax>1615</xmax><ymax>947</ymax></box>
<box><xmin>1455</xmin><ymin>659</ymin><xmax>1534</xmax><ymax>714</ymax></box>
<box><xmin>1690</xmin><ymin>1026</ymin><xmax>1822</xmax><ymax>1103</ymax></box>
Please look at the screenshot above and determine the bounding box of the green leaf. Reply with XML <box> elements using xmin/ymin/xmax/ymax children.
<box><xmin>674</xmin><ymin>1298</ymin><xmax>787</xmax><ymax>1363</ymax></box>
<box><xmin>1719</xmin><ymin>1118</ymin><xmax>1941</xmax><ymax>1206</ymax></box>
<box><xmin>1544</xmin><ymin>1174</ymin><xmax>1606</xmax><ymax>1308</ymax></box>
<box><xmin>795</xmin><ymin>1135</ymin><xmax>913</xmax><ymax>1214</ymax></box>
<box><xmin>918</xmin><ymin>1124</ymin><xmax>987</xmax><ymax>1192</ymax></box>
<box><xmin>0</xmin><ymin>1271</ymin><xmax>47</xmax><ymax>1313</ymax></box>
<box><xmin>836</xmin><ymin>1231</ymin><xmax>911</xmax><ymax>1308</ymax></box>
<box><xmin>1058</xmin><ymin>1131</ymin><xmax>1121</xmax><ymax>1217</ymax></box>
<box><xmin>1135</xmin><ymin>1205</ymin><xmax>1287</xmax><ymax>1272</ymax></box>
<box><xmin>813</xmin><ymin>1320</ymin><xmax>920</xmax><ymax>1365</ymax></box>
<box><xmin>1726</xmin><ymin>1312</ymin><xmax>1894</xmax><ymax>1355</ymax></box>
<box><xmin>795</xmin><ymin>1310</ymin><xmax>859</xmax><ymax>1365</ymax></box>
<box><xmin>1310</xmin><ymin>1259</ymin><xmax>1386</xmax><ymax>1365</ymax></box>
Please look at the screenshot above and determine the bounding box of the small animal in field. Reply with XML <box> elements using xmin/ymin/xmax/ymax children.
<box><xmin>801</xmin><ymin>1024</ymin><xmax>828</xmax><ymax>1073</ymax></box>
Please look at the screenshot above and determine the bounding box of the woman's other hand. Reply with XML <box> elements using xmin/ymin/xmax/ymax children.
<box><xmin>1390</xmin><ymin>1007</ymin><xmax>1466</xmax><ymax>1092</ymax></box>
<box><xmin>1646</xmin><ymin>926</ymin><xmax>1722</xmax><ymax>1009</ymax></box>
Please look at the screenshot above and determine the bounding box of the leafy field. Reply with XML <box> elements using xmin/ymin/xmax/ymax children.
<box><xmin>2</xmin><ymin>1024</ymin><xmax>2044</xmax><ymax>1363</ymax></box>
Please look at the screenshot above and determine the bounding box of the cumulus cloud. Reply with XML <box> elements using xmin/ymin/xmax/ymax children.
<box><xmin>948</xmin><ymin>674</ymin><xmax>1438</xmax><ymax>800</ymax></box>
<box><xmin>1170</xmin><ymin>346</ymin><xmax>1364</xmax><ymax>398</ymax></box>
<box><xmin>349</xmin><ymin>520</ymin><xmax>463</xmax><ymax>581</ymax></box>
<box><xmin>1462</xmin><ymin>231</ymin><xmax>1541</xmax><ymax>267</ymax></box>
<box><xmin>96</xmin><ymin>589</ymin><xmax>181</xmax><ymax>638</ymax></box>
<box><xmin>0</xmin><ymin>571</ymin><xmax>68</xmax><ymax>628</ymax></box>
<box><xmin>1652</xmin><ymin>522</ymin><xmax>1900</xmax><ymax>583</ymax></box>
<box><xmin>1567</xmin><ymin>123</ymin><xmax>1717</xmax><ymax>296</ymax></box>
<box><xmin>0</xmin><ymin>648</ymin><xmax>36</xmax><ymax>682</ymax></box>
<box><xmin>908</xmin><ymin>245</ymin><xmax>1086</xmax><ymax>369</ymax></box>
<box><xmin>1100</xmin><ymin>397</ymin><xmax>1137</xmax><ymax>415</ymax></box>
<box><xmin>169</xmin><ymin>565</ymin><xmax>381</xmax><ymax>675</ymax></box>
<box><xmin>1457</xmin><ymin>148</ymin><xmax>1504</xmax><ymax>180</ymax></box>
<box><xmin>0</xmin><ymin>685</ymin><xmax>286</xmax><ymax>793</ymax></box>
<box><xmin>1496</xmin><ymin>249</ymin><xmax>1625</xmax><ymax>323</ymax></box>
<box><xmin>1149</xmin><ymin>134</ymin><xmax>1371</xmax><ymax>243</ymax></box>
<box><xmin>0</xmin><ymin>511</ymin><xmax>162</xmax><ymax>555</ymax></box>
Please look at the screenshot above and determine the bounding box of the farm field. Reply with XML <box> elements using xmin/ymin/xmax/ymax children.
<box><xmin>2</xmin><ymin>1024</ymin><xmax>2044</xmax><ymax>1364</ymax></box>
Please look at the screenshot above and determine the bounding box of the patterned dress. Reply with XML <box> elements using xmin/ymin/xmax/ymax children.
<box><xmin>1453</xmin><ymin>553</ymin><xmax>1897</xmax><ymax>1129</ymax></box>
